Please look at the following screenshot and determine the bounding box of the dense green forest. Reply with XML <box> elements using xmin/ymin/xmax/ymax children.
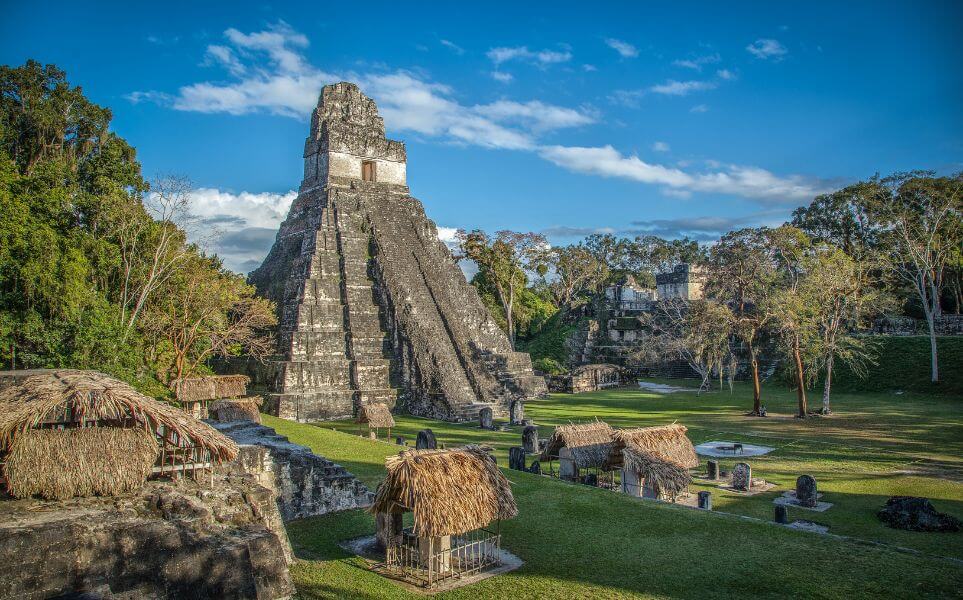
<box><xmin>0</xmin><ymin>61</ymin><xmax>275</xmax><ymax>395</ymax></box>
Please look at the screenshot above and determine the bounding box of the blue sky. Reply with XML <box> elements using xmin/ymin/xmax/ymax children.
<box><xmin>3</xmin><ymin>1</ymin><xmax>962</xmax><ymax>272</ymax></box>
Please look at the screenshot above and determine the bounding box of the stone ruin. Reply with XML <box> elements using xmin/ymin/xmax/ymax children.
<box><xmin>249</xmin><ymin>82</ymin><xmax>547</xmax><ymax>424</ymax></box>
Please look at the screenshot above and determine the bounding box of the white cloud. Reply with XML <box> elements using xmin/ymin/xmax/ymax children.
<box><xmin>582</xmin><ymin>64</ymin><xmax>598</xmax><ymax>72</ymax></box>
<box><xmin>538</xmin><ymin>145</ymin><xmax>829</xmax><ymax>202</ymax></box>
<box><xmin>203</xmin><ymin>45</ymin><xmax>246</xmax><ymax>76</ymax></box>
<box><xmin>189</xmin><ymin>188</ymin><xmax>297</xmax><ymax>230</ymax></box>
<box><xmin>604</xmin><ymin>38</ymin><xmax>638</xmax><ymax>58</ymax></box>
<box><xmin>690</xmin><ymin>104</ymin><xmax>709</xmax><ymax>113</ymax></box>
<box><xmin>440</xmin><ymin>39</ymin><xmax>465</xmax><ymax>55</ymax></box>
<box><xmin>672</xmin><ymin>53</ymin><xmax>720</xmax><ymax>70</ymax></box>
<box><xmin>486</xmin><ymin>46</ymin><xmax>572</xmax><ymax>66</ymax></box>
<box><xmin>652</xmin><ymin>141</ymin><xmax>670</xmax><ymax>152</ymax></box>
<box><xmin>650</xmin><ymin>79</ymin><xmax>717</xmax><ymax>96</ymax></box>
<box><xmin>473</xmin><ymin>100</ymin><xmax>595</xmax><ymax>132</ymax></box>
<box><xmin>746</xmin><ymin>38</ymin><xmax>788</xmax><ymax>60</ymax></box>
<box><xmin>134</xmin><ymin>22</ymin><xmax>831</xmax><ymax>209</ymax></box>
<box><xmin>183</xmin><ymin>188</ymin><xmax>297</xmax><ymax>273</ymax></box>
<box><xmin>716</xmin><ymin>69</ymin><xmax>736</xmax><ymax>80</ymax></box>
<box><xmin>491</xmin><ymin>71</ymin><xmax>513</xmax><ymax>83</ymax></box>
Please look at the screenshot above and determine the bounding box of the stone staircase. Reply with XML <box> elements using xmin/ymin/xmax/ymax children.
<box><xmin>267</xmin><ymin>201</ymin><xmax>396</xmax><ymax>422</ymax></box>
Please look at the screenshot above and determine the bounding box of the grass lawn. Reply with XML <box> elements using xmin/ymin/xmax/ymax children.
<box><xmin>264</xmin><ymin>380</ymin><xmax>963</xmax><ymax>598</ymax></box>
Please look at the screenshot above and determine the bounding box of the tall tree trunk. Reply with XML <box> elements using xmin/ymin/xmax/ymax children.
<box><xmin>506</xmin><ymin>285</ymin><xmax>515</xmax><ymax>350</ymax></box>
<box><xmin>748</xmin><ymin>341</ymin><xmax>762</xmax><ymax>415</ymax></box>
<box><xmin>821</xmin><ymin>353</ymin><xmax>834</xmax><ymax>415</ymax></box>
<box><xmin>925</xmin><ymin>312</ymin><xmax>939</xmax><ymax>383</ymax></box>
<box><xmin>793</xmin><ymin>336</ymin><xmax>808</xmax><ymax>418</ymax></box>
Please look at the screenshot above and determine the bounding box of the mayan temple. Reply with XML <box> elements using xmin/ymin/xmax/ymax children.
<box><xmin>249</xmin><ymin>82</ymin><xmax>547</xmax><ymax>423</ymax></box>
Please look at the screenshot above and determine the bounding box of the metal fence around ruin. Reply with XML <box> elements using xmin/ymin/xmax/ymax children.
<box><xmin>383</xmin><ymin>527</ymin><xmax>502</xmax><ymax>588</ymax></box>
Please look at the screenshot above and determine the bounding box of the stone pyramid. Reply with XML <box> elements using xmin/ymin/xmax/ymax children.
<box><xmin>249</xmin><ymin>82</ymin><xmax>547</xmax><ymax>423</ymax></box>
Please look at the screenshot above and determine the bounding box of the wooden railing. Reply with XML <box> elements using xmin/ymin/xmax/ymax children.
<box><xmin>383</xmin><ymin>528</ymin><xmax>502</xmax><ymax>588</ymax></box>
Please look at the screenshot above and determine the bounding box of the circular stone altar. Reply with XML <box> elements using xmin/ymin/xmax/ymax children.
<box><xmin>695</xmin><ymin>440</ymin><xmax>775</xmax><ymax>458</ymax></box>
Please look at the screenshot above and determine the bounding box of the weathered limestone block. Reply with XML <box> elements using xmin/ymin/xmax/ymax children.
<box><xmin>796</xmin><ymin>474</ymin><xmax>818</xmax><ymax>508</ymax></box>
<box><xmin>522</xmin><ymin>425</ymin><xmax>540</xmax><ymax>454</ymax></box>
<box><xmin>732</xmin><ymin>462</ymin><xmax>752</xmax><ymax>491</ymax></box>
<box><xmin>214</xmin><ymin>420</ymin><xmax>373</xmax><ymax>521</ymax></box>
<box><xmin>416</xmin><ymin>429</ymin><xmax>437</xmax><ymax>450</ymax></box>
<box><xmin>0</xmin><ymin>477</ymin><xmax>294</xmax><ymax>600</ymax></box>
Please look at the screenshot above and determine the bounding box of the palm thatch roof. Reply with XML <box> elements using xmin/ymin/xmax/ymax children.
<box><xmin>370</xmin><ymin>446</ymin><xmax>517</xmax><ymax>538</ymax></box>
<box><xmin>623</xmin><ymin>445</ymin><xmax>692</xmax><ymax>499</ymax></box>
<box><xmin>5</xmin><ymin>427</ymin><xmax>159</xmax><ymax>500</ymax></box>
<box><xmin>0</xmin><ymin>370</ymin><xmax>238</xmax><ymax>462</ymax></box>
<box><xmin>171</xmin><ymin>375</ymin><xmax>250</xmax><ymax>402</ymax></box>
<box><xmin>356</xmin><ymin>403</ymin><xmax>395</xmax><ymax>428</ymax></box>
<box><xmin>605</xmin><ymin>424</ymin><xmax>698</xmax><ymax>470</ymax></box>
<box><xmin>539</xmin><ymin>420</ymin><xmax>614</xmax><ymax>469</ymax></box>
<box><xmin>210</xmin><ymin>398</ymin><xmax>262</xmax><ymax>424</ymax></box>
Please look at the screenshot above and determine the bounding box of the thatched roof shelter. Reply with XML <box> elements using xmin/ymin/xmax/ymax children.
<box><xmin>622</xmin><ymin>446</ymin><xmax>692</xmax><ymax>499</ymax></box>
<box><xmin>370</xmin><ymin>446</ymin><xmax>517</xmax><ymax>538</ymax></box>
<box><xmin>605</xmin><ymin>424</ymin><xmax>698</xmax><ymax>470</ymax></box>
<box><xmin>210</xmin><ymin>398</ymin><xmax>262</xmax><ymax>424</ymax></box>
<box><xmin>539</xmin><ymin>421</ymin><xmax>614</xmax><ymax>469</ymax></box>
<box><xmin>356</xmin><ymin>403</ymin><xmax>395</xmax><ymax>429</ymax></box>
<box><xmin>0</xmin><ymin>370</ymin><xmax>239</xmax><ymax>499</ymax></box>
<box><xmin>171</xmin><ymin>375</ymin><xmax>250</xmax><ymax>402</ymax></box>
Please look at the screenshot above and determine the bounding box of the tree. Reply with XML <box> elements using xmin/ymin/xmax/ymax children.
<box><xmin>860</xmin><ymin>172</ymin><xmax>963</xmax><ymax>383</ymax></box>
<box><xmin>113</xmin><ymin>175</ymin><xmax>194</xmax><ymax>341</ymax></box>
<box><xmin>705</xmin><ymin>227</ymin><xmax>778</xmax><ymax>415</ymax></box>
<box><xmin>799</xmin><ymin>246</ymin><xmax>890</xmax><ymax>414</ymax></box>
<box><xmin>545</xmin><ymin>244</ymin><xmax>604</xmax><ymax>309</ymax></box>
<box><xmin>791</xmin><ymin>184</ymin><xmax>879</xmax><ymax>258</ymax></box>
<box><xmin>765</xmin><ymin>226</ymin><xmax>814</xmax><ymax>418</ymax></box>
<box><xmin>640</xmin><ymin>299</ymin><xmax>733</xmax><ymax>393</ymax></box>
<box><xmin>142</xmin><ymin>254</ymin><xmax>276</xmax><ymax>381</ymax></box>
<box><xmin>458</xmin><ymin>230</ymin><xmax>548</xmax><ymax>348</ymax></box>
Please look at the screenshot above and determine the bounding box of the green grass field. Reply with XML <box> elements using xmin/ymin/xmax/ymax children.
<box><xmin>265</xmin><ymin>380</ymin><xmax>963</xmax><ymax>599</ymax></box>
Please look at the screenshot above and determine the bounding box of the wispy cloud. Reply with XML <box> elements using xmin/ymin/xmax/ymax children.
<box><xmin>134</xmin><ymin>22</ymin><xmax>830</xmax><ymax>208</ymax></box>
<box><xmin>716</xmin><ymin>69</ymin><xmax>736</xmax><ymax>80</ymax></box>
<box><xmin>538</xmin><ymin>145</ymin><xmax>831</xmax><ymax>202</ymax></box>
<box><xmin>690</xmin><ymin>104</ymin><xmax>709</xmax><ymax>113</ymax></box>
<box><xmin>486</xmin><ymin>46</ymin><xmax>572</xmax><ymax>66</ymax></box>
<box><xmin>650</xmin><ymin>79</ymin><xmax>717</xmax><ymax>96</ymax></box>
<box><xmin>672</xmin><ymin>52</ymin><xmax>720</xmax><ymax>71</ymax></box>
<box><xmin>652</xmin><ymin>141</ymin><xmax>670</xmax><ymax>152</ymax></box>
<box><xmin>604</xmin><ymin>38</ymin><xmax>638</xmax><ymax>58</ymax></box>
<box><xmin>491</xmin><ymin>71</ymin><xmax>513</xmax><ymax>83</ymax></box>
<box><xmin>746</xmin><ymin>38</ymin><xmax>788</xmax><ymax>60</ymax></box>
<box><xmin>440</xmin><ymin>39</ymin><xmax>465</xmax><ymax>55</ymax></box>
<box><xmin>627</xmin><ymin>210</ymin><xmax>788</xmax><ymax>240</ymax></box>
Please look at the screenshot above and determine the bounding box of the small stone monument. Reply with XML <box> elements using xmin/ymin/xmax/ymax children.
<box><xmin>698</xmin><ymin>491</ymin><xmax>712</xmax><ymax>510</ymax></box>
<box><xmin>796</xmin><ymin>475</ymin><xmax>818</xmax><ymax>508</ymax></box>
<box><xmin>416</xmin><ymin>429</ymin><xmax>436</xmax><ymax>450</ymax></box>
<box><xmin>707</xmin><ymin>460</ymin><xmax>720</xmax><ymax>480</ymax></box>
<box><xmin>368</xmin><ymin>430</ymin><xmax>377</xmax><ymax>440</ymax></box>
<box><xmin>479</xmin><ymin>407</ymin><xmax>493</xmax><ymax>429</ymax></box>
<box><xmin>529</xmin><ymin>460</ymin><xmax>541</xmax><ymax>475</ymax></box>
<box><xmin>522</xmin><ymin>425</ymin><xmax>539</xmax><ymax>454</ymax></box>
<box><xmin>509</xmin><ymin>447</ymin><xmax>527</xmax><ymax>471</ymax></box>
<box><xmin>509</xmin><ymin>400</ymin><xmax>525</xmax><ymax>425</ymax></box>
<box><xmin>395</xmin><ymin>436</ymin><xmax>405</xmax><ymax>446</ymax></box>
<box><xmin>732</xmin><ymin>462</ymin><xmax>752</xmax><ymax>491</ymax></box>
<box><xmin>775</xmin><ymin>505</ymin><xmax>789</xmax><ymax>524</ymax></box>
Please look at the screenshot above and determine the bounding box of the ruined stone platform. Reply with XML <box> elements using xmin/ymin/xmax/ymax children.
<box><xmin>0</xmin><ymin>475</ymin><xmax>294</xmax><ymax>599</ymax></box>
<box><xmin>213</xmin><ymin>419</ymin><xmax>373</xmax><ymax>520</ymax></box>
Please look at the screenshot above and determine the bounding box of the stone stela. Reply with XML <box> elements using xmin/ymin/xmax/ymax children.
<box><xmin>249</xmin><ymin>82</ymin><xmax>547</xmax><ymax>424</ymax></box>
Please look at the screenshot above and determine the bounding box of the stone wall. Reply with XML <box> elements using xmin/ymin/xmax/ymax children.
<box><xmin>213</xmin><ymin>419</ymin><xmax>373</xmax><ymax>521</ymax></box>
<box><xmin>0</xmin><ymin>476</ymin><xmax>294</xmax><ymax>600</ymax></box>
